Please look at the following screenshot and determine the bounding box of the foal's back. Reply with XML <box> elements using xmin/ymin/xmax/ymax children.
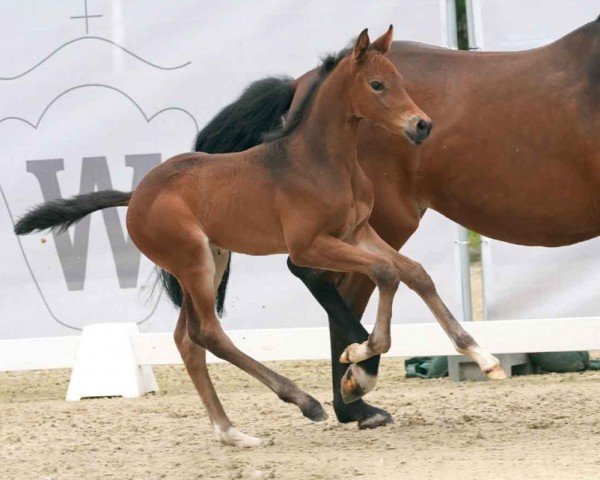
<box><xmin>129</xmin><ymin>146</ymin><xmax>290</xmax><ymax>255</ymax></box>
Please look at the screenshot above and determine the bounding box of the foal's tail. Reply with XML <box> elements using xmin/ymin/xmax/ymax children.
<box><xmin>14</xmin><ymin>190</ymin><xmax>132</xmax><ymax>235</ymax></box>
<box><xmin>159</xmin><ymin>75</ymin><xmax>296</xmax><ymax>315</ymax></box>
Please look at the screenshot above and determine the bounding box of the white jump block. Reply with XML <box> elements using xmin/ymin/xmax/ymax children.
<box><xmin>448</xmin><ymin>353</ymin><xmax>539</xmax><ymax>382</ymax></box>
<box><xmin>66</xmin><ymin>323</ymin><xmax>158</xmax><ymax>401</ymax></box>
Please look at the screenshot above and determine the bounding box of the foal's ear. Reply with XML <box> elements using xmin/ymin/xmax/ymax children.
<box><xmin>352</xmin><ymin>28</ymin><xmax>370</xmax><ymax>63</ymax></box>
<box><xmin>371</xmin><ymin>25</ymin><xmax>393</xmax><ymax>55</ymax></box>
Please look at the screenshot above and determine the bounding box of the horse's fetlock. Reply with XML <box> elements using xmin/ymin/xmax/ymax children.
<box><xmin>368</xmin><ymin>334</ymin><xmax>391</xmax><ymax>354</ymax></box>
<box><xmin>277</xmin><ymin>379</ymin><xmax>299</xmax><ymax>404</ymax></box>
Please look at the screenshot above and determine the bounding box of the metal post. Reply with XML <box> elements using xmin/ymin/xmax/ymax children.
<box><xmin>456</xmin><ymin>225</ymin><xmax>473</xmax><ymax>322</ymax></box>
<box><xmin>444</xmin><ymin>0</ymin><xmax>459</xmax><ymax>49</ymax></box>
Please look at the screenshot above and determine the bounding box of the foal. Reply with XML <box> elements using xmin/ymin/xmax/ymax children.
<box><xmin>126</xmin><ymin>26</ymin><xmax>504</xmax><ymax>439</ymax></box>
<box><xmin>16</xmin><ymin>27</ymin><xmax>504</xmax><ymax>446</ymax></box>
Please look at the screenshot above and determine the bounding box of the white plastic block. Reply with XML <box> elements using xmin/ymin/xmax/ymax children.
<box><xmin>66</xmin><ymin>323</ymin><xmax>158</xmax><ymax>401</ymax></box>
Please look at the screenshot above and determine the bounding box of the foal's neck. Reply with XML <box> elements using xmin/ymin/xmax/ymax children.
<box><xmin>296</xmin><ymin>61</ymin><xmax>361</xmax><ymax>174</ymax></box>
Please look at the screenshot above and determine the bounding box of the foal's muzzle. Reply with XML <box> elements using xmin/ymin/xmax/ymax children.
<box><xmin>406</xmin><ymin>118</ymin><xmax>433</xmax><ymax>144</ymax></box>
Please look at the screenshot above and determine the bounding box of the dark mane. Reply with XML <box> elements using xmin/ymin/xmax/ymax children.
<box><xmin>263</xmin><ymin>47</ymin><xmax>352</xmax><ymax>142</ymax></box>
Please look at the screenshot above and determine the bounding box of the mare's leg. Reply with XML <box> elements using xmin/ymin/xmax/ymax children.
<box><xmin>339</xmin><ymin>225</ymin><xmax>506</xmax><ymax>380</ymax></box>
<box><xmin>176</xmin><ymin>234</ymin><xmax>328</xmax><ymax>425</ymax></box>
<box><xmin>287</xmin><ymin>260</ymin><xmax>392</xmax><ymax>428</ymax></box>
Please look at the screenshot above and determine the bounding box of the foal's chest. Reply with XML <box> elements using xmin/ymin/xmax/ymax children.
<box><xmin>333</xmin><ymin>169</ymin><xmax>375</xmax><ymax>239</ymax></box>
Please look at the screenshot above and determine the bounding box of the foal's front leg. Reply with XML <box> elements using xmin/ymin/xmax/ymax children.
<box><xmin>339</xmin><ymin>225</ymin><xmax>507</xmax><ymax>380</ymax></box>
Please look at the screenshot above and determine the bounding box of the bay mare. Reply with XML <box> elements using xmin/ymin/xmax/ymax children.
<box><xmin>15</xmin><ymin>28</ymin><xmax>504</xmax><ymax>446</ymax></box>
<box><xmin>159</xmin><ymin>17</ymin><xmax>600</xmax><ymax>429</ymax></box>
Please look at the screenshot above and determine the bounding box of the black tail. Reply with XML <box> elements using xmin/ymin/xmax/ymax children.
<box><xmin>159</xmin><ymin>75</ymin><xmax>296</xmax><ymax>315</ymax></box>
<box><xmin>14</xmin><ymin>190</ymin><xmax>132</xmax><ymax>235</ymax></box>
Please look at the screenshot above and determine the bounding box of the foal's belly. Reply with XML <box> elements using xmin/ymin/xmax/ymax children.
<box><xmin>200</xmin><ymin>192</ymin><xmax>288</xmax><ymax>256</ymax></box>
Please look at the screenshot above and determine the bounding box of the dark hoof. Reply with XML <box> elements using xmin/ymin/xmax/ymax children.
<box><xmin>301</xmin><ymin>397</ymin><xmax>329</xmax><ymax>422</ymax></box>
<box><xmin>335</xmin><ymin>401</ymin><xmax>393</xmax><ymax>430</ymax></box>
<box><xmin>357</xmin><ymin>407</ymin><xmax>394</xmax><ymax>430</ymax></box>
<box><xmin>341</xmin><ymin>364</ymin><xmax>378</xmax><ymax>404</ymax></box>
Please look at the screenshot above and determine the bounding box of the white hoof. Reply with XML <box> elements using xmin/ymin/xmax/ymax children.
<box><xmin>464</xmin><ymin>347</ymin><xmax>507</xmax><ymax>380</ymax></box>
<box><xmin>341</xmin><ymin>364</ymin><xmax>378</xmax><ymax>404</ymax></box>
<box><xmin>214</xmin><ymin>425</ymin><xmax>262</xmax><ymax>448</ymax></box>
<box><xmin>486</xmin><ymin>364</ymin><xmax>508</xmax><ymax>380</ymax></box>
<box><xmin>340</xmin><ymin>342</ymin><xmax>371</xmax><ymax>364</ymax></box>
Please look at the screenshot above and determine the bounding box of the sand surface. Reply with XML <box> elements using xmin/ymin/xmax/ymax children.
<box><xmin>2</xmin><ymin>359</ymin><xmax>600</xmax><ymax>480</ymax></box>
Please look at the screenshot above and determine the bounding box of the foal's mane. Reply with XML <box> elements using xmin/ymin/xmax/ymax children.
<box><xmin>263</xmin><ymin>47</ymin><xmax>352</xmax><ymax>142</ymax></box>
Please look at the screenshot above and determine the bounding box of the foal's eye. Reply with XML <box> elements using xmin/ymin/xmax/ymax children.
<box><xmin>370</xmin><ymin>81</ymin><xmax>384</xmax><ymax>91</ymax></box>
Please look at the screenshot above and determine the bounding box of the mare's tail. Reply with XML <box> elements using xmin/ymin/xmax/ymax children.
<box><xmin>14</xmin><ymin>190</ymin><xmax>132</xmax><ymax>235</ymax></box>
<box><xmin>160</xmin><ymin>75</ymin><xmax>296</xmax><ymax>315</ymax></box>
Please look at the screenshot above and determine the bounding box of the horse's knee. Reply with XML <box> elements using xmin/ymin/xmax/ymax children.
<box><xmin>372</xmin><ymin>259</ymin><xmax>400</xmax><ymax>290</ymax></box>
<box><xmin>402</xmin><ymin>261</ymin><xmax>435</xmax><ymax>295</ymax></box>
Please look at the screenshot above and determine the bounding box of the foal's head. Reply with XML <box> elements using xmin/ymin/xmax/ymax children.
<box><xmin>347</xmin><ymin>26</ymin><xmax>432</xmax><ymax>144</ymax></box>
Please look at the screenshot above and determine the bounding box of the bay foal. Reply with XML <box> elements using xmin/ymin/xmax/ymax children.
<box><xmin>15</xmin><ymin>27</ymin><xmax>504</xmax><ymax>446</ymax></box>
<box><xmin>126</xmin><ymin>26</ymin><xmax>504</xmax><ymax>438</ymax></box>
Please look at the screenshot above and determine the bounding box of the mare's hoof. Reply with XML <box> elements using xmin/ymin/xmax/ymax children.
<box><xmin>335</xmin><ymin>401</ymin><xmax>394</xmax><ymax>429</ymax></box>
<box><xmin>341</xmin><ymin>364</ymin><xmax>378</xmax><ymax>404</ymax></box>
<box><xmin>358</xmin><ymin>407</ymin><xmax>394</xmax><ymax>430</ymax></box>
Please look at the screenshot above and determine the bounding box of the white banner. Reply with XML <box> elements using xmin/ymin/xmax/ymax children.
<box><xmin>468</xmin><ymin>0</ymin><xmax>599</xmax><ymax>51</ymax></box>
<box><xmin>470</xmin><ymin>0</ymin><xmax>600</xmax><ymax>320</ymax></box>
<box><xmin>0</xmin><ymin>0</ymin><xmax>459</xmax><ymax>339</ymax></box>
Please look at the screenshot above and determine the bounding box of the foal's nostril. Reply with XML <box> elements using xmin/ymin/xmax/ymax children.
<box><xmin>416</xmin><ymin>119</ymin><xmax>432</xmax><ymax>140</ymax></box>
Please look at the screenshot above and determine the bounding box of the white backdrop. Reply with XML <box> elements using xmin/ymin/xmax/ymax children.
<box><xmin>0</xmin><ymin>0</ymin><xmax>462</xmax><ymax>340</ymax></box>
<box><xmin>468</xmin><ymin>0</ymin><xmax>600</xmax><ymax>320</ymax></box>
<box><xmin>468</xmin><ymin>0</ymin><xmax>599</xmax><ymax>51</ymax></box>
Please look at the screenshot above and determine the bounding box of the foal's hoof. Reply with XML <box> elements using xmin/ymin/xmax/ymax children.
<box><xmin>301</xmin><ymin>396</ymin><xmax>329</xmax><ymax>422</ymax></box>
<box><xmin>485</xmin><ymin>364</ymin><xmax>508</xmax><ymax>380</ymax></box>
<box><xmin>339</xmin><ymin>342</ymin><xmax>370</xmax><ymax>364</ymax></box>
<box><xmin>341</xmin><ymin>364</ymin><xmax>378</xmax><ymax>404</ymax></box>
<box><xmin>214</xmin><ymin>426</ymin><xmax>262</xmax><ymax>448</ymax></box>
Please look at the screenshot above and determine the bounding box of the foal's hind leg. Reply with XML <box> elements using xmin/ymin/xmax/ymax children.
<box><xmin>177</xmin><ymin>235</ymin><xmax>327</xmax><ymax>424</ymax></box>
<box><xmin>174</xmin><ymin>304</ymin><xmax>261</xmax><ymax>447</ymax></box>
<box><xmin>174</xmin><ymin>249</ymin><xmax>261</xmax><ymax>447</ymax></box>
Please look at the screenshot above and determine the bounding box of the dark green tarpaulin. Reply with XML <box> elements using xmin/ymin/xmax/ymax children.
<box><xmin>405</xmin><ymin>356</ymin><xmax>448</xmax><ymax>379</ymax></box>
<box><xmin>405</xmin><ymin>352</ymin><xmax>600</xmax><ymax>379</ymax></box>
